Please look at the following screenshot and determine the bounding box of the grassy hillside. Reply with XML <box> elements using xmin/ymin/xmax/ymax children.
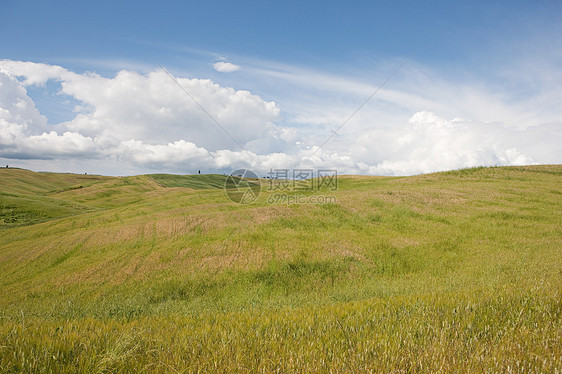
<box><xmin>0</xmin><ymin>168</ymin><xmax>112</xmax><ymax>195</ymax></box>
<box><xmin>0</xmin><ymin>165</ymin><xmax>560</xmax><ymax>372</ymax></box>
<box><xmin>150</xmin><ymin>173</ymin><xmax>238</xmax><ymax>189</ymax></box>
<box><xmin>0</xmin><ymin>169</ymin><xmax>112</xmax><ymax>227</ymax></box>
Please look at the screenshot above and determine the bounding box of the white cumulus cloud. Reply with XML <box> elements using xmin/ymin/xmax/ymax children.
<box><xmin>0</xmin><ymin>59</ymin><xmax>559</xmax><ymax>176</ymax></box>
<box><xmin>213</xmin><ymin>61</ymin><xmax>240</xmax><ymax>73</ymax></box>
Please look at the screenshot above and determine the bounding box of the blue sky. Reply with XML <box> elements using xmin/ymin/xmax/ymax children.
<box><xmin>3</xmin><ymin>1</ymin><xmax>559</xmax><ymax>64</ymax></box>
<box><xmin>0</xmin><ymin>0</ymin><xmax>561</xmax><ymax>175</ymax></box>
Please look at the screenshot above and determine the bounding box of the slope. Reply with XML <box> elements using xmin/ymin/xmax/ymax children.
<box><xmin>0</xmin><ymin>165</ymin><xmax>560</xmax><ymax>372</ymax></box>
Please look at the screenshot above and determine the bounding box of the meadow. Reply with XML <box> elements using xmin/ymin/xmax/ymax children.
<box><xmin>0</xmin><ymin>165</ymin><xmax>560</xmax><ymax>372</ymax></box>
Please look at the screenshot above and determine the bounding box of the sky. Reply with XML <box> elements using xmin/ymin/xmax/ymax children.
<box><xmin>0</xmin><ymin>0</ymin><xmax>561</xmax><ymax>176</ymax></box>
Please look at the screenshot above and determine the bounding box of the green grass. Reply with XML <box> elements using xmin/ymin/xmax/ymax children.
<box><xmin>149</xmin><ymin>173</ymin><xmax>231</xmax><ymax>189</ymax></box>
<box><xmin>0</xmin><ymin>168</ymin><xmax>111</xmax><ymax>195</ymax></box>
<box><xmin>150</xmin><ymin>173</ymin><xmax>256</xmax><ymax>190</ymax></box>
<box><xmin>0</xmin><ymin>192</ymin><xmax>94</xmax><ymax>227</ymax></box>
<box><xmin>0</xmin><ymin>165</ymin><xmax>560</xmax><ymax>372</ymax></box>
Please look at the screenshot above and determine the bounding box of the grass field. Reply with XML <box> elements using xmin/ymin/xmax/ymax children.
<box><xmin>0</xmin><ymin>165</ymin><xmax>560</xmax><ymax>372</ymax></box>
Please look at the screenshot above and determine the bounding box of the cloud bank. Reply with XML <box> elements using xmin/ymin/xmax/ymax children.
<box><xmin>0</xmin><ymin>59</ymin><xmax>559</xmax><ymax>176</ymax></box>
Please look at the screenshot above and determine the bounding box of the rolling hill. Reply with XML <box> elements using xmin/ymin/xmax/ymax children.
<box><xmin>0</xmin><ymin>165</ymin><xmax>560</xmax><ymax>372</ymax></box>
